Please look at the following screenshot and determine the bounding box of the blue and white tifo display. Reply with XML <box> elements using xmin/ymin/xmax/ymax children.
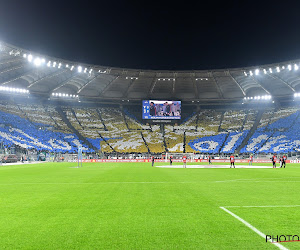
<box><xmin>142</xmin><ymin>100</ymin><xmax>181</xmax><ymax>120</ymax></box>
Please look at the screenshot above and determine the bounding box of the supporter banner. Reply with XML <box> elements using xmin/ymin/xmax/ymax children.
<box><xmin>68</xmin><ymin>159</ymin><xmax>293</xmax><ymax>163</ymax></box>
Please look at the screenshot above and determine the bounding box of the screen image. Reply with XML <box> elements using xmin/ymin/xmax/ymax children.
<box><xmin>142</xmin><ymin>100</ymin><xmax>181</xmax><ymax>120</ymax></box>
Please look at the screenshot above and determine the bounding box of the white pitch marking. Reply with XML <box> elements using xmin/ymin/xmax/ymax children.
<box><xmin>222</xmin><ymin>205</ymin><xmax>300</xmax><ymax>208</ymax></box>
<box><xmin>215</xmin><ymin>177</ymin><xmax>300</xmax><ymax>183</ymax></box>
<box><xmin>220</xmin><ymin>206</ymin><xmax>288</xmax><ymax>250</ymax></box>
<box><xmin>0</xmin><ymin>181</ymin><xmax>196</xmax><ymax>185</ymax></box>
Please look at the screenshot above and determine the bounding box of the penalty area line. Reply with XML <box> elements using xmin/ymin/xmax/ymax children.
<box><xmin>219</xmin><ymin>206</ymin><xmax>288</xmax><ymax>250</ymax></box>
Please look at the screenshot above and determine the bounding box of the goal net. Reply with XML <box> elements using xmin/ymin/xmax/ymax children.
<box><xmin>165</xmin><ymin>152</ymin><xmax>195</xmax><ymax>162</ymax></box>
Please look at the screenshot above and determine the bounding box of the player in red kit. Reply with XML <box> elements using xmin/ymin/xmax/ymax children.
<box><xmin>249</xmin><ymin>155</ymin><xmax>253</xmax><ymax>166</ymax></box>
<box><xmin>282</xmin><ymin>155</ymin><xmax>287</xmax><ymax>168</ymax></box>
<box><xmin>208</xmin><ymin>155</ymin><xmax>212</xmax><ymax>165</ymax></box>
<box><xmin>230</xmin><ymin>155</ymin><xmax>235</xmax><ymax>168</ymax></box>
<box><xmin>183</xmin><ymin>155</ymin><xmax>187</xmax><ymax>168</ymax></box>
<box><xmin>271</xmin><ymin>154</ymin><xmax>277</xmax><ymax>168</ymax></box>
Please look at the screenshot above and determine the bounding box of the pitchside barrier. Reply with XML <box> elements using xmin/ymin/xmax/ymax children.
<box><xmin>67</xmin><ymin>159</ymin><xmax>297</xmax><ymax>163</ymax></box>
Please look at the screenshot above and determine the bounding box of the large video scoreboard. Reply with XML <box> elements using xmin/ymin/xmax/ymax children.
<box><xmin>142</xmin><ymin>100</ymin><xmax>181</xmax><ymax>120</ymax></box>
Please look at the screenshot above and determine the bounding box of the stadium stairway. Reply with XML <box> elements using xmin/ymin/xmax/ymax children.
<box><xmin>55</xmin><ymin>106</ymin><xmax>97</xmax><ymax>151</ymax></box>
<box><xmin>183</xmin><ymin>131</ymin><xmax>186</xmax><ymax>153</ymax></box>
<box><xmin>140</xmin><ymin>132</ymin><xmax>151</xmax><ymax>153</ymax></box>
<box><xmin>219</xmin><ymin>133</ymin><xmax>230</xmax><ymax>153</ymax></box>
<box><xmin>161</xmin><ymin>124</ymin><xmax>168</xmax><ymax>152</ymax></box>
<box><xmin>71</xmin><ymin>108</ymin><xmax>83</xmax><ymax>128</ymax></box>
<box><xmin>236</xmin><ymin>109</ymin><xmax>264</xmax><ymax>153</ymax></box>
<box><xmin>121</xmin><ymin>109</ymin><xmax>130</xmax><ymax>131</ymax></box>
<box><xmin>240</xmin><ymin>110</ymin><xmax>249</xmax><ymax>131</ymax></box>
<box><xmin>98</xmin><ymin>132</ymin><xmax>116</xmax><ymax>152</ymax></box>
<box><xmin>218</xmin><ymin>111</ymin><xmax>225</xmax><ymax>132</ymax></box>
<box><xmin>96</xmin><ymin>109</ymin><xmax>108</xmax><ymax>131</ymax></box>
<box><xmin>254</xmin><ymin>132</ymin><xmax>274</xmax><ymax>153</ymax></box>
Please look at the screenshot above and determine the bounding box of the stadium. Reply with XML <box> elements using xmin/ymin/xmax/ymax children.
<box><xmin>1</xmin><ymin>39</ymin><xmax>300</xmax><ymax>249</ymax></box>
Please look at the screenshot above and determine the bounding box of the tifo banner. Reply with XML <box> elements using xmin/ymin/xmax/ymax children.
<box><xmin>68</xmin><ymin>159</ymin><xmax>294</xmax><ymax>163</ymax></box>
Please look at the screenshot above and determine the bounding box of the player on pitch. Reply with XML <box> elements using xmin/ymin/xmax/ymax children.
<box><xmin>183</xmin><ymin>155</ymin><xmax>187</xmax><ymax>168</ymax></box>
<box><xmin>152</xmin><ymin>156</ymin><xmax>155</xmax><ymax>167</ymax></box>
<box><xmin>271</xmin><ymin>153</ymin><xmax>277</xmax><ymax>168</ymax></box>
<box><xmin>282</xmin><ymin>154</ymin><xmax>287</xmax><ymax>168</ymax></box>
<box><xmin>208</xmin><ymin>155</ymin><xmax>212</xmax><ymax>165</ymax></box>
<box><xmin>230</xmin><ymin>154</ymin><xmax>235</xmax><ymax>168</ymax></box>
<box><xmin>249</xmin><ymin>154</ymin><xmax>253</xmax><ymax>166</ymax></box>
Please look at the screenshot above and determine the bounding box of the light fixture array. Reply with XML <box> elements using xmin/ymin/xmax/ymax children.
<box><xmin>158</xmin><ymin>78</ymin><xmax>175</xmax><ymax>81</ymax></box>
<box><xmin>23</xmin><ymin>53</ymin><xmax>96</xmax><ymax>75</ymax></box>
<box><xmin>125</xmin><ymin>77</ymin><xmax>138</xmax><ymax>80</ymax></box>
<box><xmin>0</xmin><ymin>86</ymin><xmax>29</xmax><ymax>93</ymax></box>
<box><xmin>244</xmin><ymin>64</ymin><xmax>299</xmax><ymax>76</ymax></box>
<box><xmin>243</xmin><ymin>95</ymin><xmax>272</xmax><ymax>100</ymax></box>
<box><xmin>52</xmin><ymin>93</ymin><xmax>78</xmax><ymax>98</ymax></box>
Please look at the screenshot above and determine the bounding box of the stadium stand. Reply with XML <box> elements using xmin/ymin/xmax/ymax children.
<box><xmin>0</xmin><ymin>97</ymin><xmax>300</xmax><ymax>156</ymax></box>
<box><xmin>0</xmin><ymin>110</ymin><xmax>92</xmax><ymax>153</ymax></box>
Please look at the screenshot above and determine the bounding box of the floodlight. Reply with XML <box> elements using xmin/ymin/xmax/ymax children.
<box><xmin>78</xmin><ymin>66</ymin><xmax>82</xmax><ymax>73</ymax></box>
<box><xmin>250</xmin><ymin>71</ymin><xmax>253</xmax><ymax>76</ymax></box>
<box><xmin>41</xmin><ymin>58</ymin><xmax>46</xmax><ymax>63</ymax></box>
<box><xmin>84</xmin><ymin>68</ymin><xmax>87</xmax><ymax>73</ymax></box>
<box><xmin>295</xmin><ymin>64</ymin><xmax>299</xmax><ymax>71</ymax></box>
<box><xmin>53</xmin><ymin>62</ymin><xmax>57</xmax><ymax>67</ymax></box>
<box><xmin>276</xmin><ymin>66</ymin><xmax>280</xmax><ymax>72</ymax></box>
<box><xmin>47</xmin><ymin>61</ymin><xmax>51</xmax><ymax>67</ymax></box>
<box><xmin>263</xmin><ymin>69</ymin><xmax>267</xmax><ymax>74</ymax></box>
<box><xmin>255</xmin><ymin>69</ymin><xmax>259</xmax><ymax>75</ymax></box>
<box><xmin>23</xmin><ymin>54</ymin><xmax>27</xmax><ymax>58</ymax></box>
<box><xmin>269</xmin><ymin>68</ymin><xmax>273</xmax><ymax>73</ymax></box>
<box><xmin>288</xmin><ymin>65</ymin><xmax>292</xmax><ymax>71</ymax></box>
<box><xmin>28</xmin><ymin>54</ymin><xmax>33</xmax><ymax>62</ymax></box>
<box><xmin>59</xmin><ymin>93</ymin><xmax>62</xmax><ymax>96</ymax></box>
<box><xmin>34</xmin><ymin>58</ymin><xmax>41</xmax><ymax>66</ymax></box>
<box><xmin>257</xmin><ymin>96</ymin><xmax>261</xmax><ymax>99</ymax></box>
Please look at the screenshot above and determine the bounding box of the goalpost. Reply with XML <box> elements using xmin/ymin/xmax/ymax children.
<box><xmin>165</xmin><ymin>152</ymin><xmax>195</xmax><ymax>162</ymax></box>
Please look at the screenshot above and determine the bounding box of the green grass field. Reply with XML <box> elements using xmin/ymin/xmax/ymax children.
<box><xmin>0</xmin><ymin>161</ymin><xmax>300</xmax><ymax>249</ymax></box>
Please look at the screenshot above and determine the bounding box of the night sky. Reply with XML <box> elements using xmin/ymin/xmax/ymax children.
<box><xmin>0</xmin><ymin>0</ymin><xmax>300</xmax><ymax>70</ymax></box>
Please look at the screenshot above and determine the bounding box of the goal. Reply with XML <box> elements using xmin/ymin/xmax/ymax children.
<box><xmin>165</xmin><ymin>152</ymin><xmax>195</xmax><ymax>162</ymax></box>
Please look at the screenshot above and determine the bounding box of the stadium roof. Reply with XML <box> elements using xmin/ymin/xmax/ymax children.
<box><xmin>1</xmin><ymin>41</ymin><xmax>300</xmax><ymax>103</ymax></box>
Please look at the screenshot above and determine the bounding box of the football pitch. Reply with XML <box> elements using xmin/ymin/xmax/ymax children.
<box><xmin>0</xmin><ymin>162</ymin><xmax>300</xmax><ymax>249</ymax></box>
